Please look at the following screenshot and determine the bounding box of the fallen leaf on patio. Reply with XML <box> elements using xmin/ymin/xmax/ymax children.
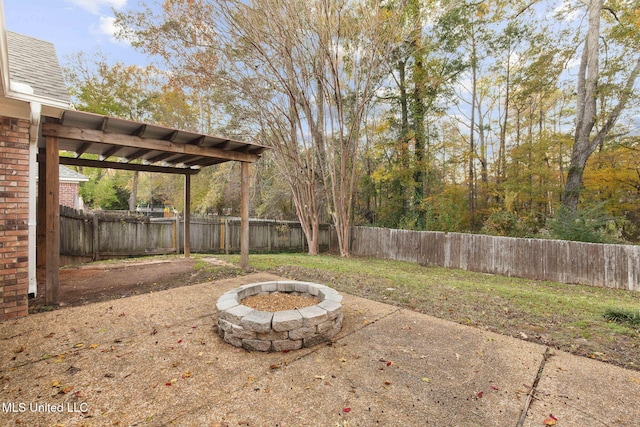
<box><xmin>74</xmin><ymin>343</ymin><xmax>84</xmax><ymax>348</ymax></box>
<box><xmin>151</xmin><ymin>329</ymin><xmax>157</xmax><ymax>335</ymax></box>
<box><xmin>89</xmin><ymin>344</ymin><xmax>99</xmax><ymax>349</ymax></box>
<box><xmin>177</xmin><ymin>339</ymin><xmax>183</xmax><ymax>344</ymax></box>
<box><xmin>119</xmin><ymin>312</ymin><xmax>126</xmax><ymax>317</ymax></box>
<box><xmin>386</xmin><ymin>361</ymin><xmax>392</xmax><ymax>367</ymax></box>
<box><xmin>314</xmin><ymin>375</ymin><xmax>325</xmax><ymax>380</ymax></box>
<box><xmin>477</xmin><ymin>391</ymin><xmax>483</xmax><ymax>398</ymax></box>
<box><xmin>294</xmin><ymin>407</ymin><xmax>302</xmax><ymax>413</ymax></box>
<box><xmin>421</xmin><ymin>377</ymin><xmax>430</xmax><ymax>383</ymax></box>
<box><xmin>384</xmin><ymin>381</ymin><xmax>392</xmax><ymax>385</ymax></box>
<box><xmin>543</xmin><ymin>417</ymin><xmax>557</xmax><ymax>426</ymax></box>
<box><xmin>339</xmin><ymin>357</ymin><xmax>347</xmax><ymax>363</ymax></box>
<box><xmin>60</xmin><ymin>386</ymin><xmax>74</xmax><ymax>394</ymax></box>
<box><xmin>14</xmin><ymin>346</ymin><xmax>26</xmax><ymax>353</ymax></box>
<box><xmin>343</xmin><ymin>407</ymin><xmax>351</xmax><ymax>413</ymax></box>
<box><xmin>52</xmin><ymin>380</ymin><xmax>61</xmax><ymax>387</ymax></box>
<box><xmin>182</xmin><ymin>371</ymin><xmax>191</xmax><ymax>379</ymax></box>
<box><xmin>490</xmin><ymin>385</ymin><xmax>499</xmax><ymax>391</ymax></box>
<box><xmin>630</xmin><ymin>377</ymin><xmax>640</xmax><ymax>384</ymax></box>
<box><xmin>270</xmin><ymin>363</ymin><xmax>281</xmax><ymax>370</ymax></box>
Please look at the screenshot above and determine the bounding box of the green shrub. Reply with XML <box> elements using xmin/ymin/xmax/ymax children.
<box><xmin>546</xmin><ymin>203</ymin><xmax>614</xmax><ymax>243</ymax></box>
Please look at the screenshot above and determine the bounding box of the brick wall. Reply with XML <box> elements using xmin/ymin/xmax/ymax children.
<box><xmin>0</xmin><ymin>116</ymin><xmax>30</xmax><ymax>321</ymax></box>
<box><xmin>59</xmin><ymin>182</ymin><xmax>79</xmax><ymax>209</ymax></box>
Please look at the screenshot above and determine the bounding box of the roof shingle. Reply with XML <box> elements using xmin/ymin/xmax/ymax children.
<box><xmin>6</xmin><ymin>31</ymin><xmax>70</xmax><ymax>103</ymax></box>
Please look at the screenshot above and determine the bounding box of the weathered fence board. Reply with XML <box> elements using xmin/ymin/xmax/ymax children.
<box><xmin>60</xmin><ymin>208</ymin><xmax>332</xmax><ymax>262</ymax></box>
<box><xmin>60</xmin><ymin>207</ymin><xmax>639</xmax><ymax>292</ymax></box>
<box><xmin>348</xmin><ymin>226</ymin><xmax>640</xmax><ymax>292</ymax></box>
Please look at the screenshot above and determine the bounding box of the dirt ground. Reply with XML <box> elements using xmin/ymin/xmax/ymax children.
<box><xmin>30</xmin><ymin>257</ymin><xmax>244</xmax><ymax>312</ymax></box>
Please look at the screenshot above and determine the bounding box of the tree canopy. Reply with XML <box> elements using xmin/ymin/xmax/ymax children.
<box><xmin>62</xmin><ymin>0</ymin><xmax>640</xmax><ymax>248</ymax></box>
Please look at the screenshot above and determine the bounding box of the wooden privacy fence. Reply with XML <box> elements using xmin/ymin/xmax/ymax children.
<box><xmin>59</xmin><ymin>207</ymin><xmax>332</xmax><ymax>263</ymax></box>
<box><xmin>349</xmin><ymin>227</ymin><xmax>640</xmax><ymax>292</ymax></box>
<box><xmin>60</xmin><ymin>206</ymin><xmax>639</xmax><ymax>292</ymax></box>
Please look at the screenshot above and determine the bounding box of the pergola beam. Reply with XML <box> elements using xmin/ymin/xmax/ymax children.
<box><xmin>42</xmin><ymin>123</ymin><xmax>259</xmax><ymax>163</ymax></box>
<box><xmin>40</xmin><ymin>155</ymin><xmax>201</xmax><ymax>175</ymax></box>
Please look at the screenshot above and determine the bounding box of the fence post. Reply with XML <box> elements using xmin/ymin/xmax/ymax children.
<box><xmin>224</xmin><ymin>218</ymin><xmax>230</xmax><ymax>255</ymax></box>
<box><xmin>92</xmin><ymin>213</ymin><xmax>99</xmax><ymax>261</ymax></box>
<box><xmin>175</xmin><ymin>216</ymin><xmax>180</xmax><ymax>255</ymax></box>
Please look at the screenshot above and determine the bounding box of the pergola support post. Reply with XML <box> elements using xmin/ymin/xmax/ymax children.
<box><xmin>36</xmin><ymin>149</ymin><xmax>46</xmax><ymax>273</ymax></box>
<box><xmin>184</xmin><ymin>173</ymin><xmax>191</xmax><ymax>258</ymax></box>
<box><xmin>240</xmin><ymin>162</ymin><xmax>250</xmax><ymax>270</ymax></box>
<box><xmin>44</xmin><ymin>136</ymin><xmax>60</xmax><ymax>305</ymax></box>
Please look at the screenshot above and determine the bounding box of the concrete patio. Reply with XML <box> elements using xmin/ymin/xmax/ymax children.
<box><xmin>1</xmin><ymin>273</ymin><xmax>638</xmax><ymax>426</ymax></box>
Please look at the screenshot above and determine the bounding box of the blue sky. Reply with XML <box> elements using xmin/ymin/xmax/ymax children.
<box><xmin>4</xmin><ymin>0</ymin><xmax>150</xmax><ymax>67</ymax></box>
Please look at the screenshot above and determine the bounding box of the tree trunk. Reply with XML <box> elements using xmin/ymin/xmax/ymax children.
<box><xmin>563</xmin><ymin>0</ymin><xmax>640</xmax><ymax>210</ymax></box>
<box><xmin>468</xmin><ymin>32</ymin><xmax>477</xmax><ymax>232</ymax></box>
<box><xmin>563</xmin><ymin>0</ymin><xmax>601</xmax><ymax>211</ymax></box>
<box><xmin>412</xmin><ymin>50</ymin><xmax>426</xmax><ymax>229</ymax></box>
<box><xmin>498</xmin><ymin>53</ymin><xmax>510</xmax><ymax>186</ymax></box>
<box><xmin>128</xmin><ymin>170</ymin><xmax>139</xmax><ymax>212</ymax></box>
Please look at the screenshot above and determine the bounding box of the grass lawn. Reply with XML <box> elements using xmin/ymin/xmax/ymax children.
<box><xmin>211</xmin><ymin>253</ymin><xmax>640</xmax><ymax>371</ymax></box>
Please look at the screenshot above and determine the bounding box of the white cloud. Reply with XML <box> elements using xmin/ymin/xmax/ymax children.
<box><xmin>96</xmin><ymin>15</ymin><xmax>120</xmax><ymax>43</ymax></box>
<box><xmin>91</xmin><ymin>15</ymin><xmax>136</xmax><ymax>46</ymax></box>
<box><xmin>67</xmin><ymin>0</ymin><xmax>127</xmax><ymax>15</ymax></box>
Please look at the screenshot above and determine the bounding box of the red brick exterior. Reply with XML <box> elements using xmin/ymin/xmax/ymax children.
<box><xmin>59</xmin><ymin>181</ymin><xmax>79</xmax><ymax>209</ymax></box>
<box><xmin>0</xmin><ymin>116</ymin><xmax>30</xmax><ymax>321</ymax></box>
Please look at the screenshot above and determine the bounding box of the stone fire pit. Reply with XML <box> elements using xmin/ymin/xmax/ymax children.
<box><xmin>216</xmin><ymin>281</ymin><xmax>343</xmax><ymax>352</ymax></box>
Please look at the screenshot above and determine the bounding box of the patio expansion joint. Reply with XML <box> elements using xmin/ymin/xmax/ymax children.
<box><xmin>515</xmin><ymin>346</ymin><xmax>553</xmax><ymax>427</ymax></box>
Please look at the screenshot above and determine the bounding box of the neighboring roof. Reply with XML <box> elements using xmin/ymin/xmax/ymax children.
<box><xmin>59</xmin><ymin>165</ymin><xmax>88</xmax><ymax>183</ymax></box>
<box><xmin>40</xmin><ymin>110</ymin><xmax>269</xmax><ymax>174</ymax></box>
<box><xmin>35</xmin><ymin>165</ymin><xmax>89</xmax><ymax>183</ymax></box>
<box><xmin>6</xmin><ymin>31</ymin><xmax>69</xmax><ymax>104</ymax></box>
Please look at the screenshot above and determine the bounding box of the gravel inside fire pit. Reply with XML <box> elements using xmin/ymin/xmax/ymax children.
<box><xmin>242</xmin><ymin>292</ymin><xmax>319</xmax><ymax>311</ymax></box>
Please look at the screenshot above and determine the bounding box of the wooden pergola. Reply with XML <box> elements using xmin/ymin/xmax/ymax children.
<box><xmin>37</xmin><ymin>110</ymin><xmax>268</xmax><ymax>305</ymax></box>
